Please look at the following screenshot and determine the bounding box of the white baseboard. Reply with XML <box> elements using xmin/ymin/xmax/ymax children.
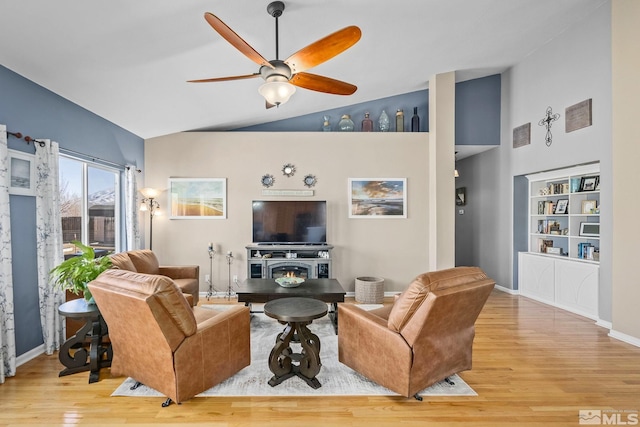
<box><xmin>16</xmin><ymin>344</ymin><xmax>45</xmax><ymax>367</ymax></box>
<box><xmin>596</xmin><ymin>319</ymin><xmax>612</xmax><ymax>330</ymax></box>
<box><xmin>609</xmin><ymin>329</ymin><xmax>640</xmax><ymax>348</ymax></box>
<box><xmin>494</xmin><ymin>284</ymin><xmax>519</xmax><ymax>295</ymax></box>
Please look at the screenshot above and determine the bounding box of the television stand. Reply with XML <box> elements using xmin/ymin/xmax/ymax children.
<box><xmin>246</xmin><ymin>244</ymin><xmax>333</xmax><ymax>279</ymax></box>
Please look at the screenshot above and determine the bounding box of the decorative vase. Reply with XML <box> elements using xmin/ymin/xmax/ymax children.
<box><xmin>378</xmin><ymin>110</ymin><xmax>390</xmax><ymax>132</ymax></box>
<box><xmin>361</xmin><ymin>112</ymin><xmax>373</xmax><ymax>132</ymax></box>
<box><xmin>322</xmin><ymin>115</ymin><xmax>332</xmax><ymax>132</ymax></box>
<box><xmin>338</xmin><ymin>114</ymin><xmax>355</xmax><ymax>132</ymax></box>
<box><xmin>83</xmin><ymin>288</ymin><xmax>96</xmax><ymax>305</ymax></box>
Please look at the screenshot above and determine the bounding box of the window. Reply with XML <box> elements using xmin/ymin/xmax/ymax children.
<box><xmin>59</xmin><ymin>156</ymin><xmax>121</xmax><ymax>257</ymax></box>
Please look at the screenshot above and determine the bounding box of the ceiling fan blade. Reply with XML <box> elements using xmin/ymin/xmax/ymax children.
<box><xmin>204</xmin><ymin>12</ymin><xmax>274</xmax><ymax>69</ymax></box>
<box><xmin>290</xmin><ymin>72</ymin><xmax>357</xmax><ymax>95</ymax></box>
<box><xmin>285</xmin><ymin>26</ymin><xmax>361</xmax><ymax>74</ymax></box>
<box><xmin>266</xmin><ymin>100</ymin><xmax>276</xmax><ymax>109</ymax></box>
<box><xmin>187</xmin><ymin>73</ymin><xmax>260</xmax><ymax>83</ymax></box>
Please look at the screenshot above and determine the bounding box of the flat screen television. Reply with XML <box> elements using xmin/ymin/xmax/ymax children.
<box><xmin>252</xmin><ymin>200</ymin><xmax>327</xmax><ymax>244</ymax></box>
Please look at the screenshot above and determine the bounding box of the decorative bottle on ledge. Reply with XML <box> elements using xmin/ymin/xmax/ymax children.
<box><xmin>378</xmin><ymin>110</ymin><xmax>390</xmax><ymax>132</ymax></box>
<box><xmin>322</xmin><ymin>115</ymin><xmax>331</xmax><ymax>132</ymax></box>
<box><xmin>361</xmin><ymin>112</ymin><xmax>373</xmax><ymax>132</ymax></box>
<box><xmin>411</xmin><ymin>107</ymin><xmax>420</xmax><ymax>132</ymax></box>
<box><xmin>395</xmin><ymin>109</ymin><xmax>404</xmax><ymax>132</ymax></box>
<box><xmin>338</xmin><ymin>114</ymin><xmax>355</xmax><ymax>132</ymax></box>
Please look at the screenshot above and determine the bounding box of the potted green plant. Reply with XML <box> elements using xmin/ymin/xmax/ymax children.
<box><xmin>49</xmin><ymin>241</ymin><xmax>112</xmax><ymax>304</ymax></box>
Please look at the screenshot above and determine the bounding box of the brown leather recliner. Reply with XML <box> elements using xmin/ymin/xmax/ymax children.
<box><xmin>110</xmin><ymin>249</ymin><xmax>200</xmax><ymax>305</ymax></box>
<box><xmin>88</xmin><ymin>269</ymin><xmax>250</xmax><ymax>406</ymax></box>
<box><xmin>338</xmin><ymin>266</ymin><xmax>495</xmax><ymax>399</ymax></box>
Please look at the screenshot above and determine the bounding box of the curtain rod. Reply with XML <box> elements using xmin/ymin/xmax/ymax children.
<box><xmin>7</xmin><ymin>128</ymin><xmax>140</xmax><ymax>172</ymax></box>
<box><xmin>59</xmin><ymin>147</ymin><xmax>140</xmax><ymax>172</ymax></box>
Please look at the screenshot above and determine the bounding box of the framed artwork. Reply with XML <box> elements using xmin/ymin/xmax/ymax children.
<box><xmin>348</xmin><ymin>178</ymin><xmax>407</xmax><ymax>218</ymax></box>
<box><xmin>582</xmin><ymin>200</ymin><xmax>598</xmax><ymax>214</ymax></box>
<box><xmin>579</xmin><ymin>176</ymin><xmax>599</xmax><ymax>192</ymax></box>
<box><xmin>8</xmin><ymin>149</ymin><xmax>36</xmax><ymax>196</ymax></box>
<box><xmin>579</xmin><ymin>222</ymin><xmax>600</xmax><ymax>237</ymax></box>
<box><xmin>554</xmin><ymin>199</ymin><xmax>569</xmax><ymax>214</ymax></box>
<box><xmin>168</xmin><ymin>178</ymin><xmax>227</xmax><ymax>219</ymax></box>
<box><xmin>456</xmin><ymin>187</ymin><xmax>466</xmax><ymax>206</ymax></box>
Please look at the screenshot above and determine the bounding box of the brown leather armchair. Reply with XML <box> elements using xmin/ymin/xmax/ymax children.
<box><xmin>338</xmin><ymin>266</ymin><xmax>495</xmax><ymax>400</ymax></box>
<box><xmin>110</xmin><ymin>249</ymin><xmax>200</xmax><ymax>305</ymax></box>
<box><xmin>88</xmin><ymin>269</ymin><xmax>250</xmax><ymax>406</ymax></box>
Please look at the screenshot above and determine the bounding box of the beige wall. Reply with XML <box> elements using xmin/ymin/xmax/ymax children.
<box><xmin>611</xmin><ymin>0</ymin><xmax>640</xmax><ymax>341</ymax></box>
<box><xmin>429</xmin><ymin>72</ymin><xmax>456</xmax><ymax>270</ymax></box>
<box><xmin>144</xmin><ymin>132</ymin><xmax>433</xmax><ymax>294</ymax></box>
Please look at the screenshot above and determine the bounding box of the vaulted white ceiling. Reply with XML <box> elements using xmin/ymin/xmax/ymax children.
<box><xmin>0</xmin><ymin>0</ymin><xmax>607</xmax><ymax>139</ymax></box>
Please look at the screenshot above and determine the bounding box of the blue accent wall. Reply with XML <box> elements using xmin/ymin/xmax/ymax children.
<box><xmin>0</xmin><ymin>65</ymin><xmax>144</xmax><ymax>356</ymax></box>
<box><xmin>236</xmin><ymin>90</ymin><xmax>430</xmax><ymax>132</ymax></box>
<box><xmin>235</xmin><ymin>74</ymin><xmax>501</xmax><ymax>148</ymax></box>
<box><xmin>455</xmin><ymin>74</ymin><xmax>501</xmax><ymax>146</ymax></box>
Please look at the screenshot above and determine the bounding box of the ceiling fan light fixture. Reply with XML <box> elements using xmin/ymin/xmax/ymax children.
<box><xmin>258</xmin><ymin>79</ymin><xmax>296</xmax><ymax>106</ymax></box>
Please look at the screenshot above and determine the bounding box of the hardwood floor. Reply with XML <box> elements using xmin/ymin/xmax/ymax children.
<box><xmin>1</xmin><ymin>291</ymin><xmax>639</xmax><ymax>426</ymax></box>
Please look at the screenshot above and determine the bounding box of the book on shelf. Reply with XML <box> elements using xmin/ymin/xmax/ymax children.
<box><xmin>538</xmin><ymin>238</ymin><xmax>554</xmax><ymax>253</ymax></box>
<box><xmin>577</xmin><ymin>242</ymin><xmax>597</xmax><ymax>260</ymax></box>
<box><xmin>537</xmin><ymin>200</ymin><xmax>556</xmax><ymax>215</ymax></box>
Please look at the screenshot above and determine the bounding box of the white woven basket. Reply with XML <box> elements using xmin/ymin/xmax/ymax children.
<box><xmin>355</xmin><ymin>276</ymin><xmax>384</xmax><ymax>304</ymax></box>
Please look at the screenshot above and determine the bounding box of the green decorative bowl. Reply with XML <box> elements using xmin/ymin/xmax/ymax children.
<box><xmin>275</xmin><ymin>277</ymin><xmax>305</xmax><ymax>288</ymax></box>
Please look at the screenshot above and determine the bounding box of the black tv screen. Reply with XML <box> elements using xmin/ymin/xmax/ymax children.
<box><xmin>252</xmin><ymin>200</ymin><xmax>327</xmax><ymax>244</ymax></box>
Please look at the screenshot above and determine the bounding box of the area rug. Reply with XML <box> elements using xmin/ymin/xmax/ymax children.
<box><xmin>112</xmin><ymin>306</ymin><xmax>477</xmax><ymax>398</ymax></box>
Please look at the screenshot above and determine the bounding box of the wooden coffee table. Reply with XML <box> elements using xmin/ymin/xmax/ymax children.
<box><xmin>237</xmin><ymin>278</ymin><xmax>345</xmax><ymax>333</ymax></box>
<box><xmin>264</xmin><ymin>297</ymin><xmax>328</xmax><ymax>389</ymax></box>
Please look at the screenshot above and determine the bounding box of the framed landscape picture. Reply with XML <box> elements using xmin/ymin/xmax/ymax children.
<box><xmin>8</xmin><ymin>149</ymin><xmax>36</xmax><ymax>196</ymax></box>
<box><xmin>168</xmin><ymin>178</ymin><xmax>227</xmax><ymax>219</ymax></box>
<box><xmin>348</xmin><ymin>178</ymin><xmax>407</xmax><ymax>218</ymax></box>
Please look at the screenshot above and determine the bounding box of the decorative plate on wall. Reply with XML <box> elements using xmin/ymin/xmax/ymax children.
<box><xmin>303</xmin><ymin>174</ymin><xmax>317</xmax><ymax>188</ymax></box>
<box><xmin>282</xmin><ymin>163</ymin><xmax>296</xmax><ymax>177</ymax></box>
<box><xmin>261</xmin><ymin>174</ymin><xmax>275</xmax><ymax>188</ymax></box>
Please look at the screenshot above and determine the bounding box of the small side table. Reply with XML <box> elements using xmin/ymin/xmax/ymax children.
<box><xmin>58</xmin><ymin>298</ymin><xmax>112</xmax><ymax>383</ymax></box>
<box><xmin>264</xmin><ymin>297</ymin><xmax>328</xmax><ymax>389</ymax></box>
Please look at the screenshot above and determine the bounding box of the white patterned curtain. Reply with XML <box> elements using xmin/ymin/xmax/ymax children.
<box><xmin>124</xmin><ymin>165</ymin><xmax>140</xmax><ymax>250</ymax></box>
<box><xmin>0</xmin><ymin>125</ymin><xmax>16</xmax><ymax>383</ymax></box>
<box><xmin>35</xmin><ymin>140</ymin><xmax>64</xmax><ymax>355</ymax></box>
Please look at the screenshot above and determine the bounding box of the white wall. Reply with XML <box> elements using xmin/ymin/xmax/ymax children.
<box><xmin>144</xmin><ymin>132</ymin><xmax>433</xmax><ymax>294</ymax></box>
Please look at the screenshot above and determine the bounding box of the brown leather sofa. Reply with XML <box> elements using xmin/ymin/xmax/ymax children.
<box><xmin>88</xmin><ymin>269</ymin><xmax>250</xmax><ymax>406</ymax></box>
<box><xmin>338</xmin><ymin>266</ymin><xmax>495</xmax><ymax>399</ymax></box>
<box><xmin>110</xmin><ymin>249</ymin><xmax>200</xmax><ymax>305</ymax></box>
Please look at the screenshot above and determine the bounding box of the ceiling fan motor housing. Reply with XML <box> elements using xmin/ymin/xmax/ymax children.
<box><xmin>260</xmin><ymin>59</ymin><xmax>292</xmax><ymax>82</ymax></box>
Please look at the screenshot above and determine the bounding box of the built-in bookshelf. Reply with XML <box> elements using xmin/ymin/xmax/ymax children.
<box><xmin>519</xmin><ymin>163</ymin><xmax>601</xmax><ymax>320</ymax></box>
<box><xmin>527</xmin><ymin>163</ymin><xmax>600</xmax><ymax>263</ymax></box>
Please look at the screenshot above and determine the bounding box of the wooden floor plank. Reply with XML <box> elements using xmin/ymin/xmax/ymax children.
<box><xmin>1</xmin><ymin>291</ymin><xmax>639</xmax><ymax>426</ymax></box>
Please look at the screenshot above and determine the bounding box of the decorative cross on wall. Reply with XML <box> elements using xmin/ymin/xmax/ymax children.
<box><xmin>538</xmin><ymin>106</ymin><xmax>560</xmax><ymax>147</ymax></box>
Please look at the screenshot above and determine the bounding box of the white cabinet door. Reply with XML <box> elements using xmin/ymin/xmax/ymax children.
<box><xmin>554</xmin><ymin>259</ymin><xmax>599</xmax><ymax>319</ymax></box>
<box><xmin>519</xmin><ymin>253</ymin><xmax>555</xmax><ymax>305</ymax></box>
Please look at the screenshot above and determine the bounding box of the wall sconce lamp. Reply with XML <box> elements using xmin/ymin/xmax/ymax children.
<box><xmin>139</xmin><ymin>187</ymin><xmax>161</xmax><ymax>250</ymax></box>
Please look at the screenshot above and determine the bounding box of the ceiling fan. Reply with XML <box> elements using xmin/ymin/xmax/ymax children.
<box><xmin>188</xmin><ymin>1</ymin><xmax>361</xmax><ymax>108</ymax></box>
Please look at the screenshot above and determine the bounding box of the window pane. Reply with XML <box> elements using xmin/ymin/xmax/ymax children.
<box><xmin>59</xmin><ymin>157</ymin><xmax>83</xmax><ymax>257</ymax></box>
<box><xmin>88</xmin><ymin>166</ymin><xmax>117</xmax><ymax>252</ymax></box>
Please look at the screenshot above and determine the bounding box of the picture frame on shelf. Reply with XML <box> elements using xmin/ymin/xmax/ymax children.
<box><xmin>348</xmin><ymin>178</ymin><xmax>407</xmax><ymax>218</ymax></box>
<box><xmin>554</xmin><ymin>199</ymin><xmax>569</xmax><ymax>214</ymax></box>
<box><xmin>579</xmin><ymin>222</ymin><xmax>600</xmax><ymax>237</ymax></box>
<box><xmin>168</xmin><ymin>177</ymin><xmax>227</xmax><ymax>219</ymax></box>
<box><xmin>8</xmin><ymin>149</ymin><xmax>36</xmax><ymax>196</ymax></box>
<box><xmin>579</xmin><ymin>176</ymin><xmax>599</xmax><ymax>192</ymax></box>
<box><xmin>581</xmin><ymin>200</ymin><xmax>598</xmax><ymax>214</ymax></box>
